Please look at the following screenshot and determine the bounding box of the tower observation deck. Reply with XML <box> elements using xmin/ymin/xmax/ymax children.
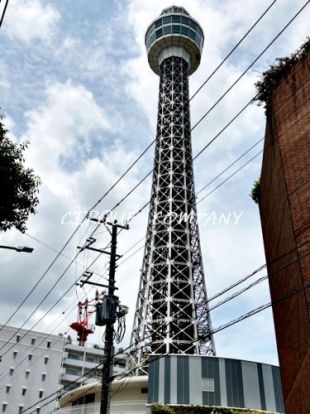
<box><xmin>130</xmin><ymin>6</ymin><xmax>215</xmax><ymax>372</ymax></box>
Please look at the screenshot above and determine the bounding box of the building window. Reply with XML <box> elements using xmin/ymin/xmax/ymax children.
<box><xmin>66</xmin><ymin>368</ymin><xmax>80</xmax><ymax>376</ymax></box>
<box><xmin>2</xmin><ymin>403</ymin><xmax>7</xmax><ymax>412</ymax></box>
<box><xmin>28</xmin><ymin>354</ymin><xmax>33</xmax><ymax>361</ymax></box>
<box><xmin>47</xmin><ymin>341</ymin><xmax>51</xmax><ymax>348</ymax></box>
<box><xmin>72</xmin><ymin>394</ymin><xmax>95</xmax><ymax>406</ymax></box>
<box><xmin>44</xmin><ymin>356</ymin><xmax>49</xmax><ymax>365</ymax></box>
<box><xmin>25</xmin><ymin>370</ymin><xmax>30</xmax><ymax>379</ymax></box>
<box><xmin>9</xmin><ymin>368</ymin><xmax>14</xmax><ymax>376</ymax></box>
<box><xmin>5</xmin><ymin>385</ymin><xmax>11</xmax><ymax>394</ymax></box>
<box><xmin>68</xmin><ymin>353</ymin><xmax>81</xmax><ymax>360</ymax></box>
<box><xmin>16</xmin><ymin>335</ymin><xmax>20</xmax><ymax>343</ymax></box>
<box><xmin>141</xmin><ymin>387</ymin><xmax>148</xmax><ymax>394</ymax></box>
<box><xmin>22</xmin><ymin>387</ymin><xmax>27</xmax><ymax>396</ymax></box>
<box><xmin>41</xmin><ymin>373</ymin><xmax>46</xmax><ymax>382</ymax></box>
<box><xmin>39</xmin><ymin>390</ymin><xmax>43</xmax><ymax>398</ymax></box>
<box><xmin>31</xmin><ymin>338</ymin><xmax>35</xmax><ymax>345</ymax></box>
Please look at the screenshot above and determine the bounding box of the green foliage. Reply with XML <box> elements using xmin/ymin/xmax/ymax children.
<box><xmin>250</xmin><ymin>178</ymin><xmax>261</xmax><ymax>204</ymax></box>
<box><xmin>0</xmin><ymin>114</ymin><xmax>40</xmax><ymax>232</ymax></box>
<box><xmin>152</xmin><ymin>404</ymin><xmax>175</xmax><ymax>414</ymax></box>
<box><xmin>254</xmin><ymin>37</ymin><xmax>310</xmax><ymax>113</ymax></box>
<box><xmin>151</xmin><ymin>405</ymin><xmax>271</xmax><ymax>414</ymax></box>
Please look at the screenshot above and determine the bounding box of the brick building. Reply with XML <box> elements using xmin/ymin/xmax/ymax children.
<box><xmin>258</xmin><ymin>41</ymin><xmax>310</xmax><ymax>414</ymax></box>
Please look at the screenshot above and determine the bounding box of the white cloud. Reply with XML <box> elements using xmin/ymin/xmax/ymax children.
<box><xmin>3</xmin><ymin>0</ymin><xmax>60</xmax><ymax>44</ymax></box>
<box><xmin>24</xmin><ymin>81</ymin><xmax>111</xmax><ymax>192</ymax></box>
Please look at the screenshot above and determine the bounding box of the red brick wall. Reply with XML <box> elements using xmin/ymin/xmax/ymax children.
<box><xmin>260</xmin><ymin>51</ymin><xmax>310</xmax><ymax>414</ymax></box>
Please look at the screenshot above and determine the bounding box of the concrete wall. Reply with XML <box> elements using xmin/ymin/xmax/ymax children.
<box><xmin>148</xmin><ymin>355</ymin><xmax>284</xmax><ymax>413</ymax></box>
<box><xmin>259</xmin><ymin>48</ymin><xmax>310</xmax><ymax>414</ymax></box>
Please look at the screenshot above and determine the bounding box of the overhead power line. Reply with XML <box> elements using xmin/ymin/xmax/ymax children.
<box><xmin>190</xmin><ymin>0</ymin><xmax>278</xmax><ymax>100</ymax></box>
<box><xmin>3</xmin><ymin>83</ymin><xmax>306</xmax><ymax>367</ymax></box>
<box><xmin>0</xmin><ymin>0</ymin><xmax>281</xmax><ymax>334</ymax></box>
<box><xmin>19</xmin><ymin>245</ymin><xmax>310</xmax><ymax>412</ymax></box>
<box><xmin>191</xmin><ymin>0</ymin><xmax>309</xmax><ymax>132</ymax></box>
<box><xmin>105</xmin><ymin>279</ymin><xmax>310</xmax><ymax>400</ymax></box>
<box><xmin>0</xmin><ymin>241</ymin><xmax>110</xmax><ymax>360</ymax></box>
<box><xmin>19</xmin><ymin>332</ymin><xmax>154</xmax><ymax>414</ymax></box>
<box><xmin>2</xmin><ymin>0</ymin><xmax>307</xmax><ymax>369</ymax></box>
<box><xmin>0</xmin><ymin>0</ymin><xmax>9</xmax><ymax>27</ymax></box>
<box><xmin>0</xmin><ymin>139</ymin><xmax>155</xmax><ymax>335</ymax></box>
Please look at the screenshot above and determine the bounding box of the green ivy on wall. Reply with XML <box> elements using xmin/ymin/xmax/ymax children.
<box><xmin>254</xmin><ymin>37</ymin><xmax>310</xmax><ymax>113</ymax></box>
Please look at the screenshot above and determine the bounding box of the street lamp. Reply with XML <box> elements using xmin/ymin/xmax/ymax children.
<box><xmin>0</xmin><ymin>245</ymin><xmax>34</xmax><ymax>253</ymax></box>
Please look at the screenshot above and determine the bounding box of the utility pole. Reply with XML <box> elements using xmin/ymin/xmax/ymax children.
<box><xmin>77</xmin><ymin>218</ymin><xmax>128</xmax><ymax>414</ymax></box>
<box><xmin>97</xmin><ymin>220</ymin><xmax>128</xmax><ymax>414</ymax></box>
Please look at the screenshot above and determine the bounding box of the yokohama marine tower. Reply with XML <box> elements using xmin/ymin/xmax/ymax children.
<box><xmin>130</xmin><ymin>6</ymin><xmax>215</xmax><ymax>370</ymax></box>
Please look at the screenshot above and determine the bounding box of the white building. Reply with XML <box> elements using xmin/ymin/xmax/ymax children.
<box><xmin>61</xmin><ymin>342</ymin><xmax>127</xmax><ymax>393</ymax></box>
<box><xmin>0</xmin><ymin>325</ymin><xmax>66</xmax><ymax>414</ymax></box>
<box><xmin>58</xmin><ymin>376</ymin><xmax>148</xmax><ymax>413</ymax></box>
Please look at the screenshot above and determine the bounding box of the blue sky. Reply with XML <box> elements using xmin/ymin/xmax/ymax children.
<box><xmin>0</xmin><ymin>0</ymin><xmax>309</xmax><ymax>373</ymax></box>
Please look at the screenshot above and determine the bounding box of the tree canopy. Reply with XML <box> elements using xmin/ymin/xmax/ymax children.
<box><xmin>0</xmin><ymin>115</ymin><xmax>40</xmax><ymax>232</ymax></box>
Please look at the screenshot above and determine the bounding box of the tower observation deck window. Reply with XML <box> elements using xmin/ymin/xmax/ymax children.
<box><xmin>162</xmin><ymin>16</ymin><xmax>171</xmax><ymax>24</ymax></box>
<box><xmin>181</xmin><ymin>26</ymin><xmax>189</xmax><ymax>36</ymax></box>
<box><xmin>155</xmin><ymin>19</ymin><xmax>162</xmax><ymax>28</ymax></box>
<box><xmin>172</xmin><ymin>25</ymin><xmax>181</xmax><ymax>34</ymax></box>
<box><xmin>149</xmin><ymin>33</ymin><xmax>156</xmax><ymax>46</ymax></box>
<box><xmin>163</xmin><ymin>26</ymin><xmax>172</xmax><ymax>35</ymax></box>
<box><xmin>156</xmin><ymin>29</ymin><xmax>162</xmax><ymax>39</ymax></box>
<box><xmin>182</xmin><ymin>16</ymin><xmax>190</xmax><ymax>25</ymax></box>
<box><xmin>172</xmin><ymin>15</ymin><xmax>181</xmax><ymax>23</ymax></box>
<box><xmin>188</xmin><ymin>29</ymin><xmax>196</xmax><ymax>40</ymax></box>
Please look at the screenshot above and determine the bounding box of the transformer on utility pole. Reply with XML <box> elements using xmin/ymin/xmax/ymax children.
<box><xmin>130</xmin><ymin>6</ymin><xmax>215</xmax><ymax>373</ymax></box>
<box><xmin>75</xmin><ymin>219</ymin><xmax>129</xmax><ymax>414</ymax></box>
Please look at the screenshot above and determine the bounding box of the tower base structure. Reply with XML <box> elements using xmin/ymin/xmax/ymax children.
<box><xmin>58</xmin><ymin>355</ymin><xmax>284</xmax><ymax>413</ymax></box>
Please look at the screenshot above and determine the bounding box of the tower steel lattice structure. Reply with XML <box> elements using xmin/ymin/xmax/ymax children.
<box><xmin>130</xmin><ymin>6</ymin><xmax>215</xmax><ymax>371</ymax></box>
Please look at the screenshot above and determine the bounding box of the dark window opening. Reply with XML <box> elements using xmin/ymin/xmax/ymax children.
<box><xmin>156</xmin><ymin>29</ymin><xmax>162</xmax><ymax>39</ymax></box>
<box><xmin>155</xmin><ymin>19</ymin><xmax>162</xmax><ymax>28</ymax></box>
<box><xmin>72</xmin><ymin>393</ymin><xmax>95</xmax><ymax>406</ymax></box>
<box><xmin>172</xmin><ymin>15</ymin><xmax>181</xmax><ymax>23</ymax></box>
<box><xmin>162</xmin><ymin>16</ymin><xmax>171</xmax><ymax>24</ymax></box>
<box><xmin>163</xmin><ymin>26</ymin><xmax>172</xmax><ymax>35</ymax></box>
<box><xmin>172</xmin><ymin>25</ymin><xmax>181</xmax><ymax>34</ymax></box>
